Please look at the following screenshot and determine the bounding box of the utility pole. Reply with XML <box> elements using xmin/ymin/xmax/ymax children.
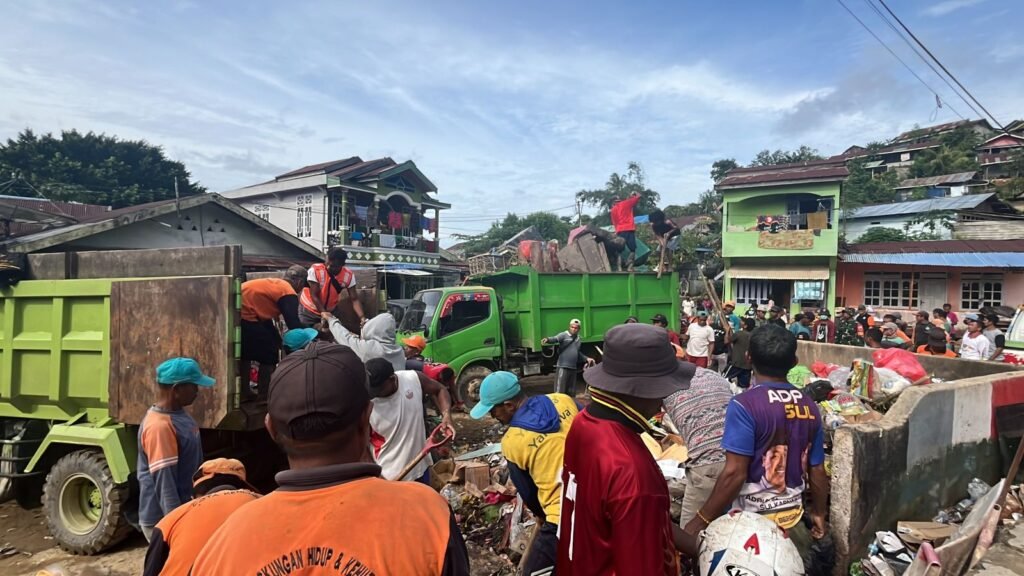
<box><xmin>174</xmin><ymin>176</ymin><xmax>181</xmax><ymax>219</ymax></box>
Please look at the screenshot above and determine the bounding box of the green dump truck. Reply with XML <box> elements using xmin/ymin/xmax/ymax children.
<box><xmin>397</xmin><ymin>266</ymin><xmax>680</xmax><ymax>405</ymax></box>
<box><xmin>0</xmin><ymin>247</ymin><xmax>276</xmax><ymax>554</ymax></box>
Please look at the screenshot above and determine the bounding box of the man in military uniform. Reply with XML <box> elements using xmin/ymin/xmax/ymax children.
<box><xmin>835</xmin><ymin>308</ymin><xmax>864</xmax><ymax>347</ymax></box>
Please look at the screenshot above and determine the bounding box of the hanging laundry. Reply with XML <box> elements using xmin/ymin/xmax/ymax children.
<box><xmin>430</xmin><ymin>218</ymin><xmax>439</xmax><ymax>233</ymax></box>
<box><xmin>387</xmin><ymin>211</ymin><xmax>402</xmax><ymax>229</ymax></box>
<box><xmin>409</xmin><ymin>213</ymin><xmax>420</xmax><ymax>229</ymax></box>
<box><xmin>401</xmin><ymin>213</ymin><xmax>411</xmax><ymax>228</ymax></box>
<box><xmin>354</xmin><ymin>205</ymin><xmax>369</xmax><ymax>221</ymax></box>
<box><xmin>378</xmin><ymin>234</ymin><xmax>397</xmax><ymax>248</ymax></box>
<box><xmin>421</xmin><ymin>216</ymin><xmax>432</xmax><ymax>232</ymax></box>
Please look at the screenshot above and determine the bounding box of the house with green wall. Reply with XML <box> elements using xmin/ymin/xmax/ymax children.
<box><xmin>716</xmin><ymin>160</ymin><xmax>848</xmax><ymax>317</ymax></box>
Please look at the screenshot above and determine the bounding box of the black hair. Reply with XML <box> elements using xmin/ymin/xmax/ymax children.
<box><xmin>933</xmin><ymin>308</ymin><xmax>946</xmax><ymax>318</ymax></box>
<box><xmin>327</xmin><ymin>247</ymin><xmax>348</xmax><ymax>265</ymax></box>
<box><xmin>649</xmin><ymin>209</ymin><xmax>666</xmax><ymax>224</ymax></box>
<box><xmin>804</xmin><ymin>312</ymin><xmax>815</xmax><ymax>322</ymax></box>
<box><xmin>793</xmin><ymin>313</ymin><xmax>804</xmax><ymax>323</ymax></box>
<box><xmin>917</xmin><ymin>310</ymin><xmax>930</xmax><ymax>320</ymax></box>
<box><xmin>984</xmin><ymin>313</ymin><xmax>999</xmax><ymax>324</ymax></box>
<box><xmin>742</xmin><ymin>318</ymin><xmax>755</xmax><ymax>330</ymax></box>
<box><xmin>943</xmin><ymin>303</ymin><xmax>952</xmax><ymax>308</ymax></box>
<box><xmin>748</xmin><ymin>324</ymin><xmax>797</xmax><ymax>379</ymax></box>
<box><xmin>365</xmin><ymin>357</ymin><xmax>396</xmax><ymax>394</ymax></box>
<box><xmin>865</xmin><ymin>327</ymin><xmax>883</xmax><ymax>343</ymax></box>
<box><xmin>194</xmin><ymin>474</ymin><xmax>254</xmax><ymax>496</ymax></box>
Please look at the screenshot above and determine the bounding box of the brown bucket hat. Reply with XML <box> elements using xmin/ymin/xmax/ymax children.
<box><xmin>583</xmin><ymin>324</ymin><xmax>695</xmax><ymax>399</ymax></box>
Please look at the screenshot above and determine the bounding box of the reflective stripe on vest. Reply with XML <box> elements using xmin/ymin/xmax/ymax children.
<box><xmin>299</xmin><ymin>263</ymin><xmax>353</xmax><ymax>313</ymax></box>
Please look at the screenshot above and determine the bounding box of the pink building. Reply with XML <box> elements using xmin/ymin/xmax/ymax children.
<box><xmin>836</xmin><ymin>240</ymin><xmax>1024</xmax><ymax>323</ymax></box>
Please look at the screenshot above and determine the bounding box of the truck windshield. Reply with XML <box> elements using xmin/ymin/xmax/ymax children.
<box><xmin>398</xmin><ymin>290</ymin><xmax>442</xmax><ymax>335</ymax></box>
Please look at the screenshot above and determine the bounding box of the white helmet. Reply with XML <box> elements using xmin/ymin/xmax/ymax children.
<box><xmin>699</xmin><ymin>511</ymin><xmax>805</xmax><ymax>576</ymax></box>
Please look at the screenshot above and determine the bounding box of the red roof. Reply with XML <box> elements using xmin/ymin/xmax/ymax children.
<box><xmin>846</xmin><ymin>239</ymin><xmax>1024</xmax><ymax>254</ymax></box>
<box><xmin>0</xmin><ymin>196</ymin><xmax>110</xmax><ymax>237</ymax></box>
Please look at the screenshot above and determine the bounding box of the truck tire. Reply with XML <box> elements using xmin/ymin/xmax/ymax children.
<box><xmin>458</xmin><ymin>365</ymin><xmax>493</xmax><ymax>411</ymax></box>
<box><xmin>42</xmin><ymin>450</ymin><xmax>133</xmax><ymax>555</ymax></box>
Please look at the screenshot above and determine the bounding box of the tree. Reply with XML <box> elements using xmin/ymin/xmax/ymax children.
<box><xmin>749</xmin><ymin>145</ymin><xmax>823</xmax><ymax>167</ymax></box>
<box><xmin>910</xmin><ymin>126</ymin><xmax>980</xmax><ymax>178</ymax></box>
<box><xmin>0</xmin><ymin>129</ymin><xmax>206</xmax><ymax>208</ymax></box>
<box><xmin>995</xmin><ymin>149</ymin><xmax>1024</xmax><ymax>200</ymax></box>
<box><xmin>449</xmin><ymin>211</ymin><xmax>573</xmax><ymax>256</ymax></box>
<box><xmin>710</xmin><ymin>158</ymin><xmax>738</xmax><ymax>183</ymax></box>
<box><xmin>576</xmin><ymin>162</ymin><xmax>660</xmax><ymax>226</ymax></box>
<box><xmin>842</xmin><ymin>158</ymin><xmax>900</xmax><ymax>208</ymax></box>
<box><xmin>854</xmin><ymin>227</ymin><xmax>907</xmax><ymax>243</ymax></box>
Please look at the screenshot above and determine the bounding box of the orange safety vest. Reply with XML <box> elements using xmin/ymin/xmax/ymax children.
<box><xmin>299</xmin><ymin>263</ymin><xmax>354</xmax><ymax>314</ymax></box>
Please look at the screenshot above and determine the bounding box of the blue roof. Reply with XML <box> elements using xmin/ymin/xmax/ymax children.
<box><xmin>841</xmin><ymin>252</ymin><xmax>1024</xmax><ymax>268</ymax></box>
<box><xmin>846</xmin><ymin>193</ymin><xmax>993</xmax><ymax>219</ymax></box>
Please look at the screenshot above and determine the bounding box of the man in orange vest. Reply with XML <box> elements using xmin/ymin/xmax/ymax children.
<box><xmin>240</xmin><ymin>265</ymin><xmax>307</xmax><ymax>400</ymax></box>
<box><xmin>298</xmin><ymin>247</ymin><xmax>367</xmax><ymax>328</ymax></box>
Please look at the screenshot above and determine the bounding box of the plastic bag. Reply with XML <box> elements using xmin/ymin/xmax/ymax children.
<box><xmin>968</xmin><ymin>478</ymin><xmax>992</xmax><ymax>502</ymax></box>
<box><xmin>873</xmin><ymin>367</ymin><xmax>912</xmax><ymax>399</ymax></box>
<box><xmin>872</xmin><ymin>348</ymin><xmax>928</xmax><ymax>383</ymax></box>
<box><xmin>828</xmin><ymin>367</ymin><xmax>852</xmax><ymax>393</ymax></box>
<box><xmin>787</xmin><ymin>365</ymin><xmax>813</xmax><ymax>388</ymax></box>
<box><xmin>811</xmin><ymin>361</ymin><xmax>840</xmax><ymax>378</ymax></box>
<box><xmin>849</xmin><ymin>359</ymin><xmax>876</xmax><ymax>398</ymax></box>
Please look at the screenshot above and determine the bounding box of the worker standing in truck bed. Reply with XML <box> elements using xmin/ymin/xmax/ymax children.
<box><xmin>240</xmin><ymin>265</ymin><xmax>306</xmax><ymax>400</ymax></box>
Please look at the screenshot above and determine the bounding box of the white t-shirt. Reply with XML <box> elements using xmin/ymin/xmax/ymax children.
<box><xmin>959</xmin><ymin>332</ymin><xmax>992</xmax><ymax>361</ymax></box>
<box><xmin>370</xmin><ymin>370</ymin><xmax>431</xmax><ymax>481</ymax></box>
<box><xmin>685</xmin><ymin>323</ymin><xmax>715</xmax><ymax>358</ymax></box>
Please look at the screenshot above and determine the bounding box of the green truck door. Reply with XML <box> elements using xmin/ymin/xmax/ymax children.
<box><xmin>427</xmin><ymin>290</ymin><xmax>502</xmax><ymax>373</ymax></box>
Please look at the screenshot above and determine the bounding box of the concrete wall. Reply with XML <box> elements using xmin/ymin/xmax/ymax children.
<box><xmin>812</xmin><ymin>340</ymin><xmax>1024</xmax><ymax>571</ymax></box>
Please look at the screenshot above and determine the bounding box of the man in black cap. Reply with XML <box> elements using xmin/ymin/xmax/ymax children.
<box><xmin>767</xmin><ymin>305</ymin><xmax>787</xmax><ymax>328</ymax></box>
<box><xmin>191</xmin><ymin>342</ymin><xmax>469</xmax><ymax>575</ymax></box>
<box><xmin>556</xmin><ymin>324</ymin><xmax>695</xmax><ymax>575</ymax></box>
<box><xmin>651</xmin><ymin>313</ymin><xmax>681</xmax><ymax>346</ymax></box>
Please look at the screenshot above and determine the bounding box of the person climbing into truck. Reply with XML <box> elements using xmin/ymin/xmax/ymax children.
<box><xmin>541</xmin><ymin>319</ymin><xmax>595</xmax><ymax>397</ymax></box>
<box><xmin>240</xmin><ymin>265</ymin><xmax>307</xmax><ymax>400</ymax></box>
<box><xmin>143</xmin><ymin>458</ymin><xmax>259</xmax><ymax>576</ymax></box>
<box><xmin>470</xmin><ymin>371</ymin><xmax>579</xmax><ymax>576</ymax></box>
<box><xmin>557</xmin><ymin>324</ymin><xmax>696</xmax><ymax>574</ymax></box>
<box><xmin>365</xmin><ymin>358</ymin><xmax>455</xmax><ymax>483</ymax></box>
<box><xmin>298</xmin><ymin>247</ymin><xmax>367</xmax><ymax>328</ymax></box>
<box><xmin>610</xmin><ymin>192</ymin><xmax>641</xmax><ymax>270</ymax></box>
<box><xmin>190</xmin><ymin>342</ymin><xmax>470</xmax><ymax>575</ymax></box>
<box><xmin>138</xmin><ymin>357</ymin><xmax>216</xmax><ymax>542</ymax></box>
<box><xmin>327</xmin><ymin>312</ymin><xmax>405</xmax><ymax>371</ymax></box>
<box><xmin>683</xmin><ymin>324</ymin><xmax>831</xmax><ymax>574</ymax></box>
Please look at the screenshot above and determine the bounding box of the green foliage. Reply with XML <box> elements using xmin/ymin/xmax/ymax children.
<box><xmin>449</xmin><ymin>211</ymin><xmax>574</xmax><ymax>256</ymax></box>
<box><xmin>748</xmin><ymin>145</ymin><xmax>823</xmax><ymax>167</ymax></box>
<box><xmin>995</xmin><ymin>149</ymin><xmax>1024</xmax><ymax>200</ymax></box>
<box><xmin>854</xmin><ymin>227</ymin><xmax>907</xmax><ymax>243</ymax></box>
<box><xmin>576</xmin><ymin>162</ymin><xmax>660</xmax><ymax>226</ymax></box>
<box><xmin>0</xmin><ymin>129</ymin><xmax>205</xmax><ymax>208</ymax></box>
<box><xmin>910</xmin><ymin>127</ymin><xmax>980</xmax><ymax>178</ymax></box>
<box><xmin>710</xmin><ymin>158</ymin><xmax>738</xmax><ymax>183</ymax></box>
<box><xmin>904</xmin><ymin>211</ymin><xmax>954</xmax><ymax>240</ymax></box>
<box><xmin>842</xmin><ymin>158</ymin><xmax>900</xmax><ymax>208</ymax></box>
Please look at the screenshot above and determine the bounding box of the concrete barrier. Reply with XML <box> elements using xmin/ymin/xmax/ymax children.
<box><xmin>813</xmin><ymin>340</ymin><xmax>1024</xmax><ymax>572</ymax></box>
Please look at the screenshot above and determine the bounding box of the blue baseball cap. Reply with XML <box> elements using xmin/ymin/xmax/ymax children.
<box><xmin>469</xmin><ymin>371</ymin><xmax>521</xmax><ymax>420</ymax></box>
<box><xmin>283</xmin><ymin>328</ymin><xmax>319</xmax><ymax>353</ymax></box>
<box><xmin>156</xmin><ymin>357</ymin><xmax>215</xmax><ymax>387</ymax></box>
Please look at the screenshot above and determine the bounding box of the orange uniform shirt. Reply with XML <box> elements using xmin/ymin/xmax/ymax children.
<box><xmin>191</xmin><ymin>475</ymin><xmax>464</xmax><ymax>576</ymax></box>
<box><xmin>242</xmin><ymin>278</ymin><xmax>298</xmax><ymax>322</ymax></box>
<box><xmin>144</xmin><ymin>488</ymin><xmax>259</xmax><ymax>576</ymax></box>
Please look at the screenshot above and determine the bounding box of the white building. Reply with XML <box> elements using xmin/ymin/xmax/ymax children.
<box><xmin>223</xmin><ymin>157</ymin><xmax>457</xmax><ymax>299</ymax></box>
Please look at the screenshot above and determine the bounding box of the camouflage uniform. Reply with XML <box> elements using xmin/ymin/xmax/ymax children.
<box><xmin>835</xmin><ymin>318</ymin><xmax>864</xmax><ymax>347</ymax></box>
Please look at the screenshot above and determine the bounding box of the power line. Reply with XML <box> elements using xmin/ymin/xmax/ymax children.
<box><xmin>833</xmin><ymin>0</ymin><xmax>966</xmax><ymax>120</ymax></box>
<box><xmin>859</xmin><ymin>0</ymin><xmax>984</xmax><ymax>120</ymax></box>
<box><xmin>874</xmin><ymin>0</ymin><xmax>1008</xmax><ymax>133</ymax></box>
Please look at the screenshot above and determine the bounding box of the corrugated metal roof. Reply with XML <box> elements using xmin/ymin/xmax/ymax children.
<box><xmin>846</xmin><ymin>193</ymin><xmax>994</xmax><ymax>219</ymax></box>
<box><xmin>894</xmin><ymin>171</ymin><xmax>978</xmax><ymax>189</ymax></box>
<box><xmin>846</xmin><ymin>239</ymin><xmax>1024</xmax><ymax>254</ymax></box>
<box><xmin>718</xmin><ymin>165</ymin><xmax>848</xmax><ymax>189</ymax></box>
<box><xmin>841</xmin><ymin>252</ymin><xmax>1024</xmax><ymax>268</ymax></box>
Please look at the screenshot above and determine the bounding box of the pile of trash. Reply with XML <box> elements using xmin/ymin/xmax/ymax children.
<box><xmin>430</xmin><ymin>444</ymin><xmax>529</xmax><ymax>575</ymax></box>
<box><xmin>852</xmin><ymin>480</ymin><xmax>1024</xmax><ymax>575</ymax></box>
<box><xmin>786</xmin><ymin>348</ymin><xmax>934</xmax><ymax>433</ymax></box>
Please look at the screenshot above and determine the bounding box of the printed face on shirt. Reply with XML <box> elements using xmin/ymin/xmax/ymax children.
<box><xmin>762</xmin><ymin>444</ymin><xmax>788</xmax><ymax>493</ymax></box>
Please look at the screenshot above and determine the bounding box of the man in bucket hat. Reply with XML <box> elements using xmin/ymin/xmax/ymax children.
<box><xmin>556</xmin><ymin>324</ymin><xmax>696</xmax><ymax>574</ymax></box>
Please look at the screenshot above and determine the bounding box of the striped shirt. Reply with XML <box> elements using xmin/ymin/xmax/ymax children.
<box><xmin>137</xmin><ymin>407</ymin><xmax>203</xmax><ymax>528</ymax></box>
<box><xmin>662</xmin><ymin>367</ymin><xmax>731</xmax><ymax>468</ymax></box>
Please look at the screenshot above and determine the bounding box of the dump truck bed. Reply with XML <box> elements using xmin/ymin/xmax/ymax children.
<box><xmin>478</xmin><ymin>266</ymin><xmax>680</xmax><ymax>350</ymax></box>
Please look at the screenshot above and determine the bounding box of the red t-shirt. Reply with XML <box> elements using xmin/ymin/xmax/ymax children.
<box><xmin>610</xmin><ymin>196</ymin><xmax>640</xmax><ymax>233</ymax></box>
<box><xmin>556</xmin><ymin>409</ymin><xmax>679</xmax><ymax>575</ymax></box>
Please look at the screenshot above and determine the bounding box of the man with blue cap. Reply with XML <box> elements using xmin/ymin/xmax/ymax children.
<box><xmin>137</xmin><ymin>357</ymin><xmax>215</xmax><ymax>541</ymax></box>
<box><xmin>281</xmin><ymin>327</ymin><xmax>319</xmax><ymax>354</ymax></box>
<box><xmin>470</xmin><ymin>371</ymin><xmax>578</xmax><ymax>576</ymax></box>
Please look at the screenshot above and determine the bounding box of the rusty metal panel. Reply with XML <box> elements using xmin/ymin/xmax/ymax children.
<box><xmin>109</xmin><ymin>276</ymin><xmax>236</xmax><ymax>428</ymax></box>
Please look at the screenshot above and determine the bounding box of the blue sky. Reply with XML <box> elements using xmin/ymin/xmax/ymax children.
<box><xmin>1</xmin><ymin>0</ymin><xmax>1021</xmax><ymax>243</ymax></box>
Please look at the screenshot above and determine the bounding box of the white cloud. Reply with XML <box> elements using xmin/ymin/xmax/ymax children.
<box><xmin>924</xmin><ymin>0</ymin><xmax>986</xmax><ymax>17</ymax></box>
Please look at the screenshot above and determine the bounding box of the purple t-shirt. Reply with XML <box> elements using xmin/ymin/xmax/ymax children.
<box><xmin>720</xmin><ymin>381</ymin><xmax>825</xmax><ymax>529</ymax></box>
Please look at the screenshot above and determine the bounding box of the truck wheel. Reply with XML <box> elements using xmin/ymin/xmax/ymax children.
<box><xmin>458</xmin><ymin>365</ymin><xmax>493</xmax><ymax>411</ymax></box>
<box><xmin>42</xmin><ymin>450</ymin><xmax>133</xmax><ymax>555</ymax></box>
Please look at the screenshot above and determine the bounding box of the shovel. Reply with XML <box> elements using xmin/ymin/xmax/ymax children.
<box><xmin>390</xmin><ymin>422</ymin><xmax>455</xmax><ymax>481</ymax></box>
